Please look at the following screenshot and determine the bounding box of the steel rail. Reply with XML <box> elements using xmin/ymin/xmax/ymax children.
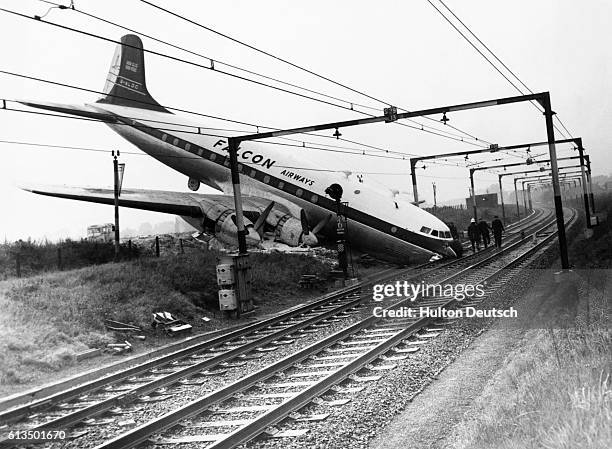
<box><xmin>202</xmin><ymin>207</ymin><xmax>578</xmax><ymax>449</ymax></box>
<box><xmin>0</xmin><ymin>267</ymin><xmax>396</xmax><ymax>422</ymax></box>
<box><xmin>0</xmin><ymin>243</ymin><xmax>502</xmax><ymax>427</ymax></box>
<box><xmin>459</xmin><ymin>207</ymin><xmax>548</xmax><ymax>254</ymax></box>
<box><xmin>97</xmin><ymin>208</ymin><xmax>571</xmax><ymax>449</ymax></box>
<box><xmin>0</xmin><ymin>207</ymin><xmax>553</xmax><ymax>433</ymax></box>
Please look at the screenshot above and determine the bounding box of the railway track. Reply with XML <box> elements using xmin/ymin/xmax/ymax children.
<box><xmin>0</xmin><ymin>208</ymin><xmax>557</xmax><ymax>448</ymax></box>
<box><xmin>94</xmin><ymin>207</ymin><xmax>576</xmax><ymax>449</ymax></box>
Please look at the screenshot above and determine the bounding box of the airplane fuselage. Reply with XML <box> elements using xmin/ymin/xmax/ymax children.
<box><xmin>94</xmin><ymin>103</ymin><xmax>456</xmax><ymax>263</ymax></box>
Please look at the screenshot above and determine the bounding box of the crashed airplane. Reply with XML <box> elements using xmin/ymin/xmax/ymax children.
<box><xmin>21</xmin><ymin>34</ymin><xmax>459</xmax><ymax>263</ymax></box>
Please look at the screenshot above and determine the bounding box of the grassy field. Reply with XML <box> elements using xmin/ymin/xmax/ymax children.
<box><xmin>0</xmin><ymin>248</ymin><xmax>336</xmax><ymax>386</ymax></box>
<box><xmin>449</xmin><ymin>194</ymin><xmax>612</xmax><ymax>449</ymax></box>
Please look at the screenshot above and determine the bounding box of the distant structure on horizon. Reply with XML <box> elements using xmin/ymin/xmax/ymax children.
<box><xmin>465</xmin><ymin>193</ymin><xmax>499</xmax><ymax>209</ymax></box>
<box><xmin>86</xmin><ymin>223</ymin><xmax>114</xmax><ymax>242</ymax></box>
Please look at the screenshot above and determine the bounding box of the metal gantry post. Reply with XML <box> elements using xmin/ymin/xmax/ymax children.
<box><xmin>541</xmin><ymin>92</ymin><xmax>569</xmax><ymax>269</ymax></box>
<box><xmin>432</xmin><ymin>182</ymin><xmax>437</xmax><ymax>212</ymax></box>
<box><xmin>226</xmin><ymin>137</ymin><xmax>254</xmax><ymax>318</ymax></box>
<box><xmin>514</xmin><ymin>178</ymin><xmax>521</xmax><ymax>220</ymax></box>
<box><xmin>573</xmin><ymin>179</ymin><xmax>579</xmax><ymax>203</ymax></box>
<box><xmin>527</xmin><ymin>184</ymin><xmax>533</xmax><ymax>211</ymax></box>
<box><xmin>586</xmin><ymin>155</ymin><xmax>595</xmax><ymax>213</ymax></box>
<box><xmin>521</xmin><ymin>181</ymin><xmax>528</xmax><ymax>212</ymax></box>
<box><xmin>498</xmin><ymin>175</ymin><xmax>507</xmax><ymax>225</ymax></box>
<box><xmin>576</xmin><ymin>139</ymin><xmax>591</xmax><ymax>227</ymax></box>
<box><xmin>410</xmin><ymin>159</ymin><xmax>419</xmax><ymax>205</ymax></box>
<box><xmin>469</xmin><ymin>169</ymin><xmax>477</xmax><ymax>221</ymax></box>
<box><xmin>228</xmin><ymin>137</ymin><xmax>248</xmax><ymax>255</ymax></box>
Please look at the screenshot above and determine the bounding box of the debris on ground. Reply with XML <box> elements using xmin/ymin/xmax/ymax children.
<box><xmin>104</xmin><ymin>319</ymin><xmax>142</xmax><ymax>333</ymax></box>
<box><xmin>298</xmin><ymin>274</ymin><xmax>325</xmax><ymax>289</ymax></box>
<box><xmin>106</xmin><ymin>340</ymin><xmax>132</xmax><ymax>355</ymax></box>
<box><xmin>151</xmin><ymin>311</ymin><xmax>192</xmax><ymax>336</ymax></box>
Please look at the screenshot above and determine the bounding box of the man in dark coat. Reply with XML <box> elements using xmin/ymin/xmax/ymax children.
<box><xmin>478</xmin><ymin>219</ymin><xmax>491</xmax><ymax>248</ymax></box>
<box><xmin>448</xmin><ymin>222</ymin><xmax>459</xmax><ymax>239</ymax></box>
<box><xmin>467</xmin><ymin>218</ymin><xmax>481</xmax><ymax>253</ymax></box>
<box><xmin>491</xmin><ymin>215</ymin><xmax>505</xmax><ymax>248</ymax></box>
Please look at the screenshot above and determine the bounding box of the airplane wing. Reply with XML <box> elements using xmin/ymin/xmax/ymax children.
<box><xmin>21</xmin><ymin>184</ymin><xmax>325</xmax><ymax>248</ymax></box>
<box><xmin>20</xmin><ymin>184</ymin><xmax>284</xmax><ymax>217</ymax></box>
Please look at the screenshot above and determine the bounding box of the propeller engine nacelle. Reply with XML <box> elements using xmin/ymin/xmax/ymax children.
<box><xmin>200</xmin><ymin>203</ymin><xmax>260</xmax><ymax>247</ymax></box>
<box><xmin>274</xmin><ymin>213</ymin><xmax>316</xmax><ymax>246</ymax></box>
<box><xmin>265</xmin><ymin>208</ymin><xmax>332</xmax><ymax>247</ymax></box>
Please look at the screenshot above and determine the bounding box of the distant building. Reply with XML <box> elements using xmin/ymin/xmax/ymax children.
<box><xmin>87</xmin><ymin>223</ymin><xmax>114</xmax><ymax>242</ymax></box>
<box><xmin>465</xmin><ymin>193</ymin><xmax>498</xmax><ymax>209</ymax></box>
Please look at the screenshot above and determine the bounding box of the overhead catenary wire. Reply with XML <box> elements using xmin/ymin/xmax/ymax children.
<box><xmin>2</xmin><ymin>100</ymin><xmax>536</xmax><ymax>172</ymax></box>
<box><xmin>1</xmin><ymin>67</ymin><xmax>501</xmax><ymax>168</ymax></box>
<box><xmin>5</xmin><ymin>106</ymin><xmax>473</xmax><ymax>165</ymax></box>
<box><xmin>0</xmin><ymin>107</ymin><xmax>417</xmax><ymax>161</ymax></box>
<box><xmin>4</xmin><ymin>4</ymin><xmax>489</xmax><ymax>147</ymax></box>
<box><xmin>1</xmin><ymin>9</ymin><xmax>536</xmax><ymax>170</ymax></box>
<box><xmin>38</xmin><ymin>0</ymin><xmax>382</xmax><ymax>114</ymax></box>
<box><xmin>0</xmin><ymin>139</ymin><xmax>471</xmax><ymax>176</ymax></box>
<box><xmin>135</xmin><ymin>0</ymin><xmax>493</xmax><ymax>145</ymax></box>
<box><xmin>426</xmin><ymin>0</ymin><xmax>573</xmax><ymax>139</ymax></box>
<box><xmin>43</xmin><ymin>0</ymin><xmax>479</xmax><ymax>147</ymax></box>
<box><xmin>10</xmin><ymin>0</ymin><xmax>572</xmax><ymax>178</ymax></box>
<box><xmin>1</xmin><ymin>138</ymin><xmax>499</xmax><ymax>187</ymax></box>
<box><xmin>0</xmin><ymin>69</ymin><xmax>419</xmax><ymax>158</ymax></box>
<box><xmin>435</xmin><ymin>0</ymin><xmax>574</xmax><ymax>139</ymax></box>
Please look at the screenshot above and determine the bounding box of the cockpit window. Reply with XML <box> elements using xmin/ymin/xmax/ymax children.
<box><xmin>431</xmin><ymin>230</ymin><xmax>439</xmax><ymax>237</ymax></box>
<box><xmin>420</xmin><ymin>226</ymin><xmax>431</xmax><ymax>234</ymax></box>
<box><xmin>443</xmin><ymin>231</ymin><xmax>451</xmax><ymax>238</ymax></box>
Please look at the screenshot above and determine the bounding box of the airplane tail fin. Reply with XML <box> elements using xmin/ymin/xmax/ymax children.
<box><xmin>96</xmin><ymin>34</ymin><xmax>170</xmax><ymax>113</ymax></box>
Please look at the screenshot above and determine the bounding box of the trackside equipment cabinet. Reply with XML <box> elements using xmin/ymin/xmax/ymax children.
<box><xmin>216</xmin><ymin>253</ymin><xmax>253</xmax><ymax>317</ymax></box>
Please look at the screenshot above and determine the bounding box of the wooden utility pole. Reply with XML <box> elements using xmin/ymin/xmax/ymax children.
<box><xmin>112</xmin><ymin>150</ymin><xmax>121</xmax><ymax>261</ymax></box>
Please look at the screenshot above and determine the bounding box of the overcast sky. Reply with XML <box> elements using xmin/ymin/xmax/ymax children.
<box><xmin>1</xmin><ymin>0</ymin><xmax>610</xmax><ymax>241</ymax></box>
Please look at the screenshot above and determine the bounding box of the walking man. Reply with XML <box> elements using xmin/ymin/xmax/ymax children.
<box><xmin>478</xmin><ymin>219</ymin><xmax>491</xmax><ymax>248</ymax></box>
<box><xmin>491</xmin><ymin>215</ymin><xmax>504</xmax><ymax>248</ymax></box>
<box><xmin>448</xmin><ymin>222</ymin><xmax>459</xmax><ymax>240</ymax></box>
<box><xmin>467</xmin><ymin>218</ymin><xmax>481</xmax><ymax>253</ymax></box>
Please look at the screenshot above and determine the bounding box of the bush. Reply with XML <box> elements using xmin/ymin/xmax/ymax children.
<box><xmin>0</xmin><ymin>239</ymin><xmax>139</xmax><ymax>280</ymax></box>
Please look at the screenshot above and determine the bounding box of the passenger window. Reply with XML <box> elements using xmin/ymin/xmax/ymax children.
<box><xmin>420</xmin><ymin>226</ymin><xmax>431</xmax><ymax>234</ymax></box>
<box><xmin>431</xmin><ymin>230</ymin><xmax>439</xmax><ymax>237</ymax></box>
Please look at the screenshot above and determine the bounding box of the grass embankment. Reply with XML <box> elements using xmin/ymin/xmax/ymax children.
<box><xmin>450</xmin><ymin>194</ymin><xmax>612</xmax><ymax>449</ymax></box>
<box><xmin>451</xmin><ymin>327</ymin><xmax>610</xmax><ymax>449</ymax></box>
<box><xmin>0</xmin><ymin>249</ymin><xmax>332</xmax><ymax>386</ymax></box>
